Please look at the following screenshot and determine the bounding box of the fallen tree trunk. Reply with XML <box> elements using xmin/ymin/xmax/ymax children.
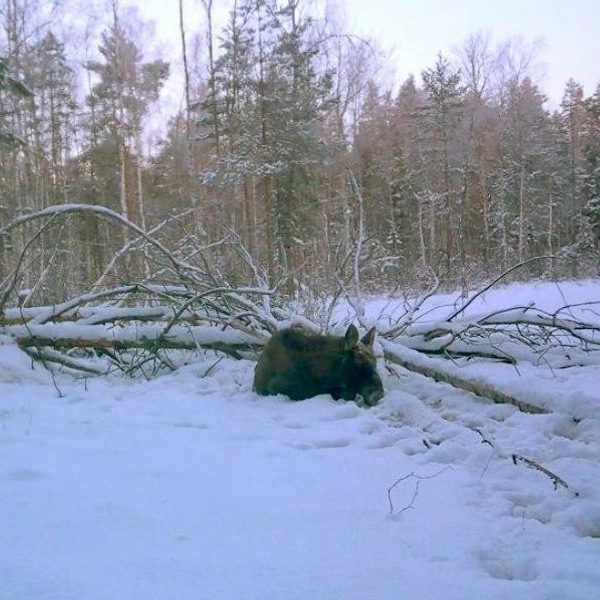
<box><xmin>6</xmin><ymin>323</ymin><xmax>264</xmax><ymax>360</ymax></box>
<box><xmin>381</xmin><ymin>340</ymin><xmax>549</xmax><ymax>415</ymax></box>
<box><xmin>0</xmin><ymin>306</ymin><xmax>216</xmax><ymax>327</ymax></box>
<box><xmin>1</xmin><ymin>205</ymin><xmax>595</xmax><ymax>414</ymax></box>
<box><xmin>0</xmin><ymin>300</ymin><xmax>585</xmax><ymax>415</ymax></box>
<box><xmin>0</xmin><ymin>313</ymin><xmax>570</xmax><ymax>413</ymax></box>
<box><xmin>0</xmin><ymin>305</ymin><xmax>181</xmax><ymax>326</ymax></box>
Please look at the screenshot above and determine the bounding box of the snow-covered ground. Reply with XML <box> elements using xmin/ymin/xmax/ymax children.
<box><xmin>1</xmin><ymin>280</ymin><xmax>599</xmax><ymax>600</ymax></box>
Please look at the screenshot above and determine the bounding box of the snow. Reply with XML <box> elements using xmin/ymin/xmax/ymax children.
<box><xmin>1</xmin><ymin>280</ymin><xmax>600</xmax><ymax>599</ymax></box>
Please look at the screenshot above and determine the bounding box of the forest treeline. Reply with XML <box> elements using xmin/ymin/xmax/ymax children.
<box><xmin>0</xmin><ymin>0</ymin><xmax>599</xmax><ymax>306</ymax></box>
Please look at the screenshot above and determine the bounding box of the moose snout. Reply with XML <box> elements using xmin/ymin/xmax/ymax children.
<box><xmin>360</xmin><ymin>379</ymin><xmax>385</xmax><ymax>407</ymax></box>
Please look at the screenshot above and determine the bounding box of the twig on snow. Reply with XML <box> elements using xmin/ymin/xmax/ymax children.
<box><xmin>511</xmin><ymin>454</ymin><xmax>574</xmax><ymax>494</ymax></box>
<box><xmin>387</xmin><ymin>467</ymin><xmax>453</xmax><ymax>517</ymax></box>
<box><xmin>473</xmin><ymin>429</ymin><xmax>576</xmax><ymax>495</ymax></box>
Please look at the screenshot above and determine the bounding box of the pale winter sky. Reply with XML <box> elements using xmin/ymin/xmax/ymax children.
<box><xmin>138</xmin><ymin>0</ymin><xmax>599</xmax><ymax>109</ymax></box>
<box><xmin>344</xmin><ymin>0</ymin><xmax>599</xmax><ymax>106</ymax></box>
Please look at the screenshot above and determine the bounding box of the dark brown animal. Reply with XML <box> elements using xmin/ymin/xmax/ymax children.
<box><xmin>253</xmin><ymin>325</ymin><xmax>384</xmax><ymax>406</ymax></box>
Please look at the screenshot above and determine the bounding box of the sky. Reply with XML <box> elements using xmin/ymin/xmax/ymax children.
<box><xmin>137</xmin><ymin>0</ymin><xmax>600</xmax><ymax>110</ymax></box>
<box><xmin>344</xmin><ymin>0</ymin><xmax>600</xmax><ymax>106</ymax></box>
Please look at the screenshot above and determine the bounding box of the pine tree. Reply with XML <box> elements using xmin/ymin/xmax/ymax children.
<box><xmin>581</xmin><ymin>85</ymin><xmax>600</xmax><ymax>256</ymax></box>
<box><xmin>84</xmin><ymin>21</ymin><xmax>169</xmax><ymax>224</ymax></box>
<box><xmin>420</xmin><ymin>53</ymin><xmax>466</xmax><ymax>279</ymax></box>
<box><xmin>25</xmin><ymin>32</ymin><xmax>78</xmax><ymax>206</ymax></box>
<box><xmin>198</xmin><ymin>0</ymin><xmax>335</xmax><ymax>289</ymax></box>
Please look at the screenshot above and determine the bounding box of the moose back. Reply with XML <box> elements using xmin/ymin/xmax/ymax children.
<box><xmin>253</xmin><ymin>325</ymin><xmax>384</xmax><ymax>406</ymax></box>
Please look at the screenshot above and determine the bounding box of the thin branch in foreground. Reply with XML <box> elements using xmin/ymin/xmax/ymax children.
<box><xmin>387</xmin><ymin>467</ymin><xmax>453</xmax><ymax>517</ymax></box>
<box><xmin>472</xmin><ymin>429</ymin><xmax>578</xmax><ymax>496</ymax></box>
<box><xmin>24</xmin><ymin>347</ymin><xmax>106</xmax><ymax>376</ymax></box>
<box><xmin>347</xmin><ymin>168</ymin><xmax>366</xmax><ymax>320</ymax></box>
<box><xmin>446</xmin><ymin>255</ymin><xmax>556</xmax><ymax>322</ymax></box>
<box><xmin>382</xmin><ymin>272</ymin><xmax>440</xmax><ymax>337</ymax></box>
<box><xmin>0</xmin><ymin>215</ymin><xmax>59</xmax><ymax>312</ymax></box>
<box><xmin>511</xmin><ymin>454</ymin><xmax>575</xmax><ymax>494</ymax></box>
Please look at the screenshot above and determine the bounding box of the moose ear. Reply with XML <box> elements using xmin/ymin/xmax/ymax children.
<box><xmin>361</xmin><ymin>327</ymin><xmax>376</xmax><ymax>348</ymax></box>
<box><xmin>343</xmin><ymin>324</ymin><xmax>359</xmax><ymax>349</ymax></box>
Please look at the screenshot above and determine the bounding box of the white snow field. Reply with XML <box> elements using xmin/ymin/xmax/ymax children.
<box><xmin>1</xmin><ymin>280</ymin><xmax>599</xmax><ymax>600</ymax></box>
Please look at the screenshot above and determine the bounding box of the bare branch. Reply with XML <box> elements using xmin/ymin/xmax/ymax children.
<box><xmin>447</xmin><ymin>256</ymin><xmax>555</xmax><ymax>322</ymax></box>
<box><xmin>0</xmin><ymin>215</ymin><xmax>59</xmax><ymax>312</ymax></box>
<box><xmin>511</xmin><ymin>454</ymin><xmax>573</xmax><ymax>493</ymax></box>
<box><xmin>387</xmin><ymin>467</ymin><xmax>453</xmax><ymax>516</ymax></box>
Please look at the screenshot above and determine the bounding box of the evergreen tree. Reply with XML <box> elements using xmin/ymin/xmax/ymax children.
<box><xmin>420</xmin><ymin>53</ymin><xmax>466</xmax><ymax>278</ymax></box>
<box><xmin>25</xmin><ymin>32</ymin><xmax>79</xmax><ymax>206</ymax></box>
<box><xmin>198</xmin><ymin>0</ymin><xmax>335</xmax><ymax>288</ymax></box>
<box><xmin>580</xmin><ymin>84</ymin><xmax>600</xmax><ymax>257</ymax></box>
<box><xmin>84</xmin><ymin>22</ymin><xmax>169</xmax><ymax>224</ymax></box>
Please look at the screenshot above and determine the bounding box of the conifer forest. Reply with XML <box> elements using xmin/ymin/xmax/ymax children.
<box><xmin>0</xmin><ymin>0</ymin><xmax>599</xmax><ymax>310</ymax></box>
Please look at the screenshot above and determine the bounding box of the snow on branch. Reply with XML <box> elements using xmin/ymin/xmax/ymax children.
<box><xmin>1</xmin><ymin>282</ymin><xmax>274</xmax><ymax>373</ymax></box>
<box><xmin>381</xmin><ymin>341</ymin><xmax>549</xmax><ymax>415</ymax></box>
<box><xmin>0</xmin><ymin>204</ymin><xmax>284</xmax><ymax>374</ymax></box>
<box><xmin>10</xmin><ymin>322</ymin><xmax>262</xmax><ymax>354</ymax></box>
<box><xmin>1</xmin><ymin>204</ymin><xmax>597</xmax><ymax>422</ymax></box>
<box><xmin>381</xmin><ymin>261</ymin><xmax>600</xmax><ymax>368</ymax></box>
<box><xmin>0</xmin><ymin>204</ymin><xmax>186</xmax><ymax>276</ymax></box>
<box><xmin>375</xmin><ymin>261</ymin><xmax>600</xmax><ymax>413</ymax></box>
<box><xmin>387</xmin><ymin>303</ymin><xmax>600</xmax><ymax>366</ymax></box>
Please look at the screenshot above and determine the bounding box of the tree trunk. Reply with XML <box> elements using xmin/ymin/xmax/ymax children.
<box><xmin>382</xmin><ymin>341</ymin><xmax>548</xmax><ymax>415</ymax></box>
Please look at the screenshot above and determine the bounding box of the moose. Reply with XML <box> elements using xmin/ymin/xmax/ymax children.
<box><xmin>253</xmin><ymin>324</ymin><xmax>384</xmax><ymax>407</ymax></box>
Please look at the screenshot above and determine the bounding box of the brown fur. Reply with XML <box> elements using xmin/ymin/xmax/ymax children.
<box><xmin>253</xmin><ymin>325</ymin><xmax>384</xmax><ymax>406</ymax></box>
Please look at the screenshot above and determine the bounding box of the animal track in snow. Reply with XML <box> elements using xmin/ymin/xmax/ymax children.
<box><xmin>284</xmin><ymin>436</ymin><xmax>353</xmax><ymax>450</ymax></box>
<box><xmin>477</xmin><ymin>534</ymin><xmax>540</xmax><ymax>581</ymax></box>
<box><xmin>313</xmin><ymin>436</ymin><xmax>353</xmax><ymax>449</ymax></box>
<box><xmin>172</xmin><ymin>421</ymin><xmax>210</xmax><ymax>430</ymax></box>
<box><xmin>3</xmin><ymin>468</ymin><xmax>46</xmax><ymax>482</ymax></box>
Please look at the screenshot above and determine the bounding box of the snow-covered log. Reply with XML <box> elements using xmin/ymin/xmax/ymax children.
<box><xmin>391</xmin><ymin>304</ymin><xmax>600</xmax><ymax>363</ymax></box>
<box><xmin>7</xmin><ymin>323</ymin><xmax>264</xmax><ymax>359</ymax></box>
<box><xmin>1</xmin><ymin>205</ymin><xmax>597</xmax><ymax>415</ymax></box>
<box><xmin>381</xmin><ymin>341</ymin><xmax>548</xmax><ymax>415</ymax></box>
